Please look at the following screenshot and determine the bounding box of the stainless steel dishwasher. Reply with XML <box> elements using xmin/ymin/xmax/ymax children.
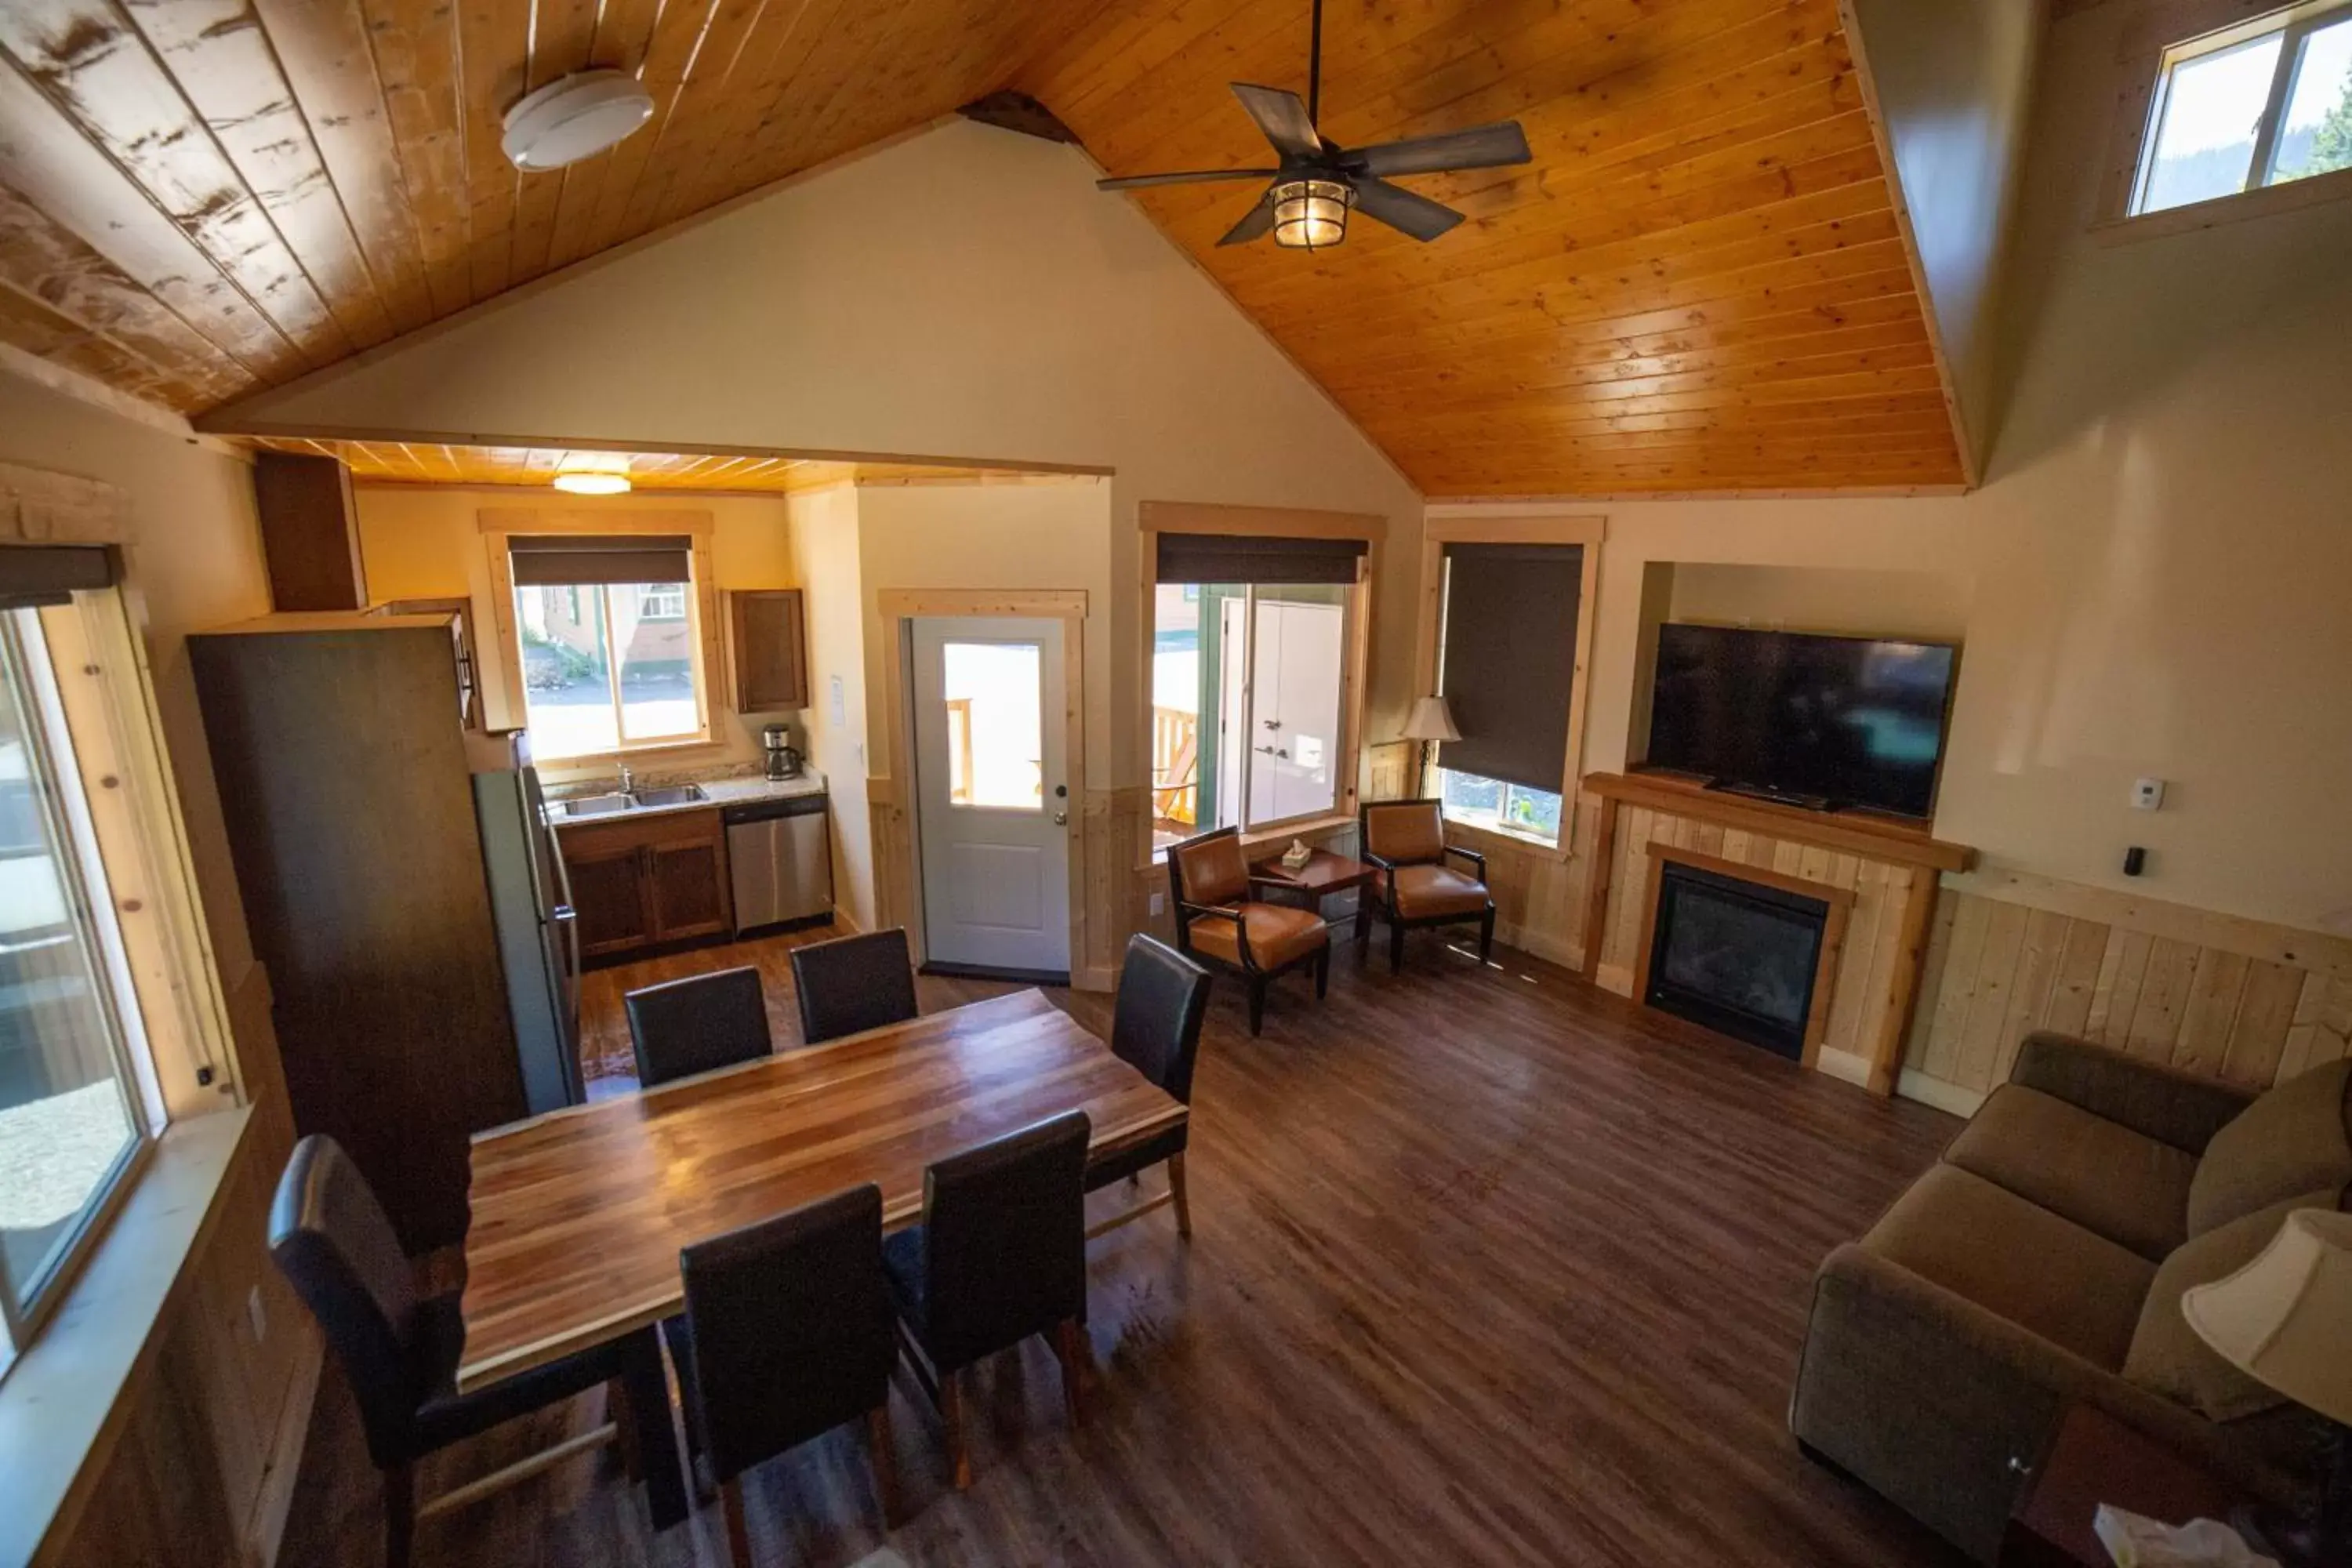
<box><xmin>724</xmin><ymin>794</ymin><xmax>833</xmax><ymax>935</ymax></box>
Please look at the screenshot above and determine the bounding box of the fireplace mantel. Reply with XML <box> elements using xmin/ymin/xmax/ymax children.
<box><xmin>1578</xmin><ymin>773</ymin><xmax>1978</xmax><ymax>1097</ymax></box>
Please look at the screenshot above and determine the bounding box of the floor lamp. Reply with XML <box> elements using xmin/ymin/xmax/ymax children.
<box><xmin>1400</xmin><ymin>695</ymin><xmax>1460</xmax><ymax>797</ymax></box>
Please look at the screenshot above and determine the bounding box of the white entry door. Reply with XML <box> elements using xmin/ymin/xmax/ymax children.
<box><xmin>1246</xmin><ymin>598</ymin><xmax>1344</xmax><ymax>825</ymax></box>
<box><xmin>909</xmin><ymin>616</ymin><xmax>1072</xmax><ymax>975</ymax></box>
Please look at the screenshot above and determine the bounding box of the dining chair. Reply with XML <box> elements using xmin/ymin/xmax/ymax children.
<box><xmin>882</xmin><ymin>1110</ymin><xmax>1091</xmax><ymax>1490</ymax></box>
<box><xmin>789</xmin><ymin>927</ymin><xmax>920</xmax><ymax>1045</ymax></box>
<box><xmin>672</xmin><ymin>1185</ymin><xmax>902</xmax><ymax>1566</ymax></box>
<box><xmin>268</xmin><ymin>1136</ymin><xmax>670</xmax><ymax>1568</ymax></box>
<box><xmin>624</xmin><ymin>965</ymin><xmax>773</xmax><ymax>1087</ymax></box>
<box><xmin>1085</xmin><ymin>935</ymin><xmax>1210</xmax><ymax>1240</ymax></box>
<box><xmin>1164</xmin><ymin>824</ymin><xmax>1330</xmax><ymax>1034</ymax></box>
<box><xmin>1358</xmin><ymin>798</ymin><xmax>1496</xmax><ymax>972</ymax></box>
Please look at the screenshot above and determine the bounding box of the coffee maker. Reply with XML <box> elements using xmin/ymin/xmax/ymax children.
<box><xmin>761</xmin><ymin>722</ymin><xmax>804</xmax><ymax>781</ymax></box>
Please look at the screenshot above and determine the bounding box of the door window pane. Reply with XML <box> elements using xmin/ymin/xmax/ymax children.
<box><xmin>2271</xmin><ymin>16</ymin><xmax>2352</xmax><ymax>182</ymax></box>
<box><xmin>0</xmin><ymin>613</ymin><xmax>142</xmax><ymax>1315</ymax></box>
<box><xmin>2140</xmin><ymin>32</ymin><xmax>2285</xmax><ymax>212</ymax></box>
<box><xmin>940</xmin><ymin>642</ymin><xmax>1043</xmax><ymax>810</ymax></box>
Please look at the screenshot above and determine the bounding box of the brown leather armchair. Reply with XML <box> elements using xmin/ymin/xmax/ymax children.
<box><xmin>1359</xmin><ymin>799</ymin><xmax>1496</xmax><ymax>971</ymax></box>
<box><xmin>1165</xmin><ymin>825</ymin><xmax>1330</xmax><ymax>1034</ymax></box>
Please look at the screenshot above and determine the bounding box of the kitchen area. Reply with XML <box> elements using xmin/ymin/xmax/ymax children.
<box><xmin>187</xmin><ymin>448</ymin><xmax>838</xmax><ymax>1248</ymax></box>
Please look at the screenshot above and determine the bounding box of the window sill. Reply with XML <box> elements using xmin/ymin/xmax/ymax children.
<box><xmin>0</xmin><ymin>1105</ymin><xmax>252</xmax><ymax>1565</ymax></box>
<box><xmin>2094</xmin><ymin>164</ymin><xmax>2352</xmax><ymax>245</ymax></box>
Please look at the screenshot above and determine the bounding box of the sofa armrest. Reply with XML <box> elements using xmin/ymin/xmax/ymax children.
<box><xmin>2009</xmin><ymin>1032</ymin><xmax>2256</xmax><ymax>1155</ymax></box>
<box><xmin>1796</xmin><ymin>1244</ymin><xmax>2308</xmax><ymax>1561</ymax></box>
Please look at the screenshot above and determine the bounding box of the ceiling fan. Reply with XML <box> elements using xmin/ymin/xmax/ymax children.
<box><xmin>1094</xmin><ymin>0</ymin><xmax>1533</xmax><ymax>251</ymax></box>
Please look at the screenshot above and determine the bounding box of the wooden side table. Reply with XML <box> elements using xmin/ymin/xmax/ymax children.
<box><xmin>2001</xmin><ymin>1404</ymin><xmax>2249</xmax><ymax>1566</ymax></box>
<box><xmin>1248</xmin><ymin>849</ymin><xmax>1375</xmax><ymax>944</ymax></box>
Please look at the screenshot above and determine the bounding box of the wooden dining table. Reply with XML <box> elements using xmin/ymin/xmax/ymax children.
<box><xmin>456</xmin><ymin>988</ymin><xmax>1185</xmax><ymax>1527</ymax></box>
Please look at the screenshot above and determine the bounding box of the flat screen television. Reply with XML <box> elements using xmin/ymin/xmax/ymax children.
<box><xmin>1645</xmin><ymin>624</ymin><xmax>1958</xmax><ymax>818</ymax></box>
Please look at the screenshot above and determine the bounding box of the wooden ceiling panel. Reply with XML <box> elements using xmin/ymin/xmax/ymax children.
<box><xmin>0</xmin><ymin>0</ymin><xmax>1964</xmax><ymax>496</ymax></box>
<box><xmin>249</xmin><ymin>436</ymin><xmax>1095</xmax><ymax>495</ymax></box>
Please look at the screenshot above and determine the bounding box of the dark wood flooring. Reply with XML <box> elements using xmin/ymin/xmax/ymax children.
<box><xmin>277</xmin><ymin>928</ymin><xmax>1969</xmax><ymax>1567</ymax></box>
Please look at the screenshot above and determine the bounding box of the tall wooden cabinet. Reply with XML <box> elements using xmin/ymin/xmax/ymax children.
<box><xmin>189</xmin><ymin>612</ymin><xmax>527</xmax><ymax>1250</ymax></box>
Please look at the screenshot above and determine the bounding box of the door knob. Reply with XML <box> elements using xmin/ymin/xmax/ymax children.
<box><xmin>1053</xmin><ymin>810</ymin><xmax>1069</xmax><ymax>826</ymax></box>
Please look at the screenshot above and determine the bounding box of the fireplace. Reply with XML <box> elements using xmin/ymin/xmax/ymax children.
<box><xmin>1643</xmin><ymin>858</ymin><xmax>1831</xmax><ymax>1061</ymax></box>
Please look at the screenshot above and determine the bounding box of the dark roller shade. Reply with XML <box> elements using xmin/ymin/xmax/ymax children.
<box><xmin>0</xmin><ymin>543</ymin><xmax>115</xmax><ymax>609</ymax></box>
<box><xmin>510</xmin><ymin>534</ymin><xmax>690</xmax><ymax>586</ymax></box>
<box><xmin>1156</xmin><ymin>532</ymin><xmax>1366</xmax><ymax>585</ymax></box>
<box><xmin>1439</xmin><ymin>543</ymin><xmax>1582</xmax><ymax>795</ymax></box>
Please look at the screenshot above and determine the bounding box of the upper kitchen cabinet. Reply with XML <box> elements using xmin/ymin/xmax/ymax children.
<box><xmin>252</xmin><ymin>450</ymin><xmax>368</xmax><ymax>612</ymax></box>
<box><xmin>730</xmin><ymin>589</ymin><xmax>808</xmax><ymax>712</ymax></box>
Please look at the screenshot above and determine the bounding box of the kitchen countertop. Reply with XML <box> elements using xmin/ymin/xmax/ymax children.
<box><xmin>546</xmin><ymin>769</ymin><xmax>826</xmax><ymax>828</ymax></box>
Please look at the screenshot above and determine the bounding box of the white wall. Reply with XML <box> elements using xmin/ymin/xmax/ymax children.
<box><xmin>202</xmin><ymin>118</ymin><xmax>1426</xmax><ymax>779</ymax></box>
<box><xmin>786</xmin><ymin>484</ymin><xmax>873</xmax><ymax>928</ymax></box>
<box><xmin>1436</xmin><ymin>0</ymin><xmax>2352</xmax><ymax>935</ymax></box>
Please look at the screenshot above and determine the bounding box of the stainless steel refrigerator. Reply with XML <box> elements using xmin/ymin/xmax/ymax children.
<box><xmin>475</xmin><ymin>746</ymin><xmax>583</xmax><ymax>1115</ymax></box>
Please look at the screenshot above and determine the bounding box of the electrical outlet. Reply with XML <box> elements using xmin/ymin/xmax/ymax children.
<box><xmin>1148</xmin><ymin>891</ymin><xmax>1164</xmax><ymax>916</ymax></box>
<box><xmin>246</xmin><ymin>1284</ymin><xmax>267</xmax><ymax>1344</ymax></box>
<box><xmin>2131</xmin><ymin>777</ymin><xmax>2165</xmax><ymax>811</ymax></box>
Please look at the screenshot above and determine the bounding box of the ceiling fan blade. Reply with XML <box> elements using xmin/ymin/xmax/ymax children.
<box><xmin>1216</xmin><ymin>187</ymin><xmax>1278</xmax><ymax>246</ymax></box>
<box><xmin>1229</xmin><ymin>83</ymin><xmax>1323</xmax><ymax>159</ymax></box>
<box><xmin>1097</xmin><ymin>168</ymin><xmax>1279</xmax><ymax>191</ymax></box>
<box><xmin>1352</xmin><ymin>120</ymin><xmax>1533</xmax><ymax>177</ymax></box>
<box><xmin>1349</xmin><ymin>176</ymin><xmax>1465</xmax><ymax>241</ymax></box>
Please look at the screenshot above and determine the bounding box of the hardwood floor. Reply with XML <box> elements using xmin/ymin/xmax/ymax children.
<box><xmin>278</xmin><ymin>928</ymin><xmax>1969</xmax><ymax>1567</ymax></box>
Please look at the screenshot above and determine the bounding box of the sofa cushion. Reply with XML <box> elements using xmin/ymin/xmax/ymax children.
<box><xmin>1376</xmin><ymin>863</ymin><xmax>1491</xmax><ymax>919</ymax></box>
<box><xmin>1944</xmin><ymin>1084</ymin><xmax>2197</xmax><ymax>1261</ymax></box>
<box><xmin>2187</xmin><ymin>1059</ymin><xmax>2352</xmax><ymax>1238</ymax></box>
<box><xmin>2125</xmin><ymin>1186</ymin><xmax>2348</xmax><ymax>1422</ymax></box>
<box><xmin>1861</xmin><ymin>1164</ymin><xmax>2156</xmax><ymax>1370</ymax></box>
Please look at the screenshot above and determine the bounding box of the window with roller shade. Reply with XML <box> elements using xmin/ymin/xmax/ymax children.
<box><xmin>509</xmin><ymin>535</ymin><xmax>704</xmax><ymax>759</ymax></box>
<box><xmin>1435</xmin><ymin>543</ymin><xmax>1583</xmax><ymax>847</ymax></box>
<box><xmin>1150</xmin><ymin>532</ymin><xmax>1367</xmax><ymax>852</ymax></box>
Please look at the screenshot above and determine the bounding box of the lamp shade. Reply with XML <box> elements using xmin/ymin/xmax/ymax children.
<box><xmin>1400</xmin><ymin>695</ymin><xmax>1461</xmax><ymax>743</ymax></box>
<box><xmin>2182</xmin><ymin>1207</ymin><xmax>2352</xmax><ymax>1425</ymax></box>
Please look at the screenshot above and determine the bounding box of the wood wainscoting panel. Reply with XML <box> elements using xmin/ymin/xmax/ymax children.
<box><xmin>1903</xmin><ymin>876</ymin><xmax>2352</xmax><ymax>1111</ymax></box>
<box><xmin>1445</xmin><ymin>790</ymin><xmax>1603</xmax><ymax>971</ymax></box>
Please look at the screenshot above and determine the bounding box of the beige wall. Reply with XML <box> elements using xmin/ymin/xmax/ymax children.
<box><xmin>201</xmin><ymin>118</ymin><xmax>1425</xmax><ymax>788</ymax></box>
<box><xmin>786</xmin><ymin>483</ymin><xmax>873</xmax><ymax>929</ymax></box>
<box><xmin>1664</xmin><ymin>563</ymin><xmax>1973</xmax><ymax>644</ymax></box>
<box><xmin>0</xmin><ymin>372</ymin><xmax>269</xmax><ymax>984</ymax></box>
<box><xmin>350</xmin><ymin>484</ymin><xmax>795</xmax><ymax>780</ymax></box>
<box><xmin>1430</xmin><ymin>0</ymin><xmax>2352</xmax><ymax>942</ymax></box>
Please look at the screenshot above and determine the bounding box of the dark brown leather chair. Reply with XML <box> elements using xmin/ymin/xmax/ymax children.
<box><xmin>268</xmin><ymin>1136</ymin><xmax>677</xmax><ymax>1568</ymax></box>
<box><xmin>789</xmin><ymin>927</ymin><xmax>919</xmax><ymax>1044</ymax></box>
<box><xmin>624</xmin><ymin>965</ymin><xmax>772</xmax><ymax>1087</ymax></box>
<box><xmin>881</xmin><ymin>1111</ymin><xmax>1091</xmax><ymax>1490</ymax></box>
<box><xmin>673</xmin><ymin>1185</ymin><xmax>901</xmax><ymax>1566</ymax></box>
<box><xmin>1086</xmin><ymin>935</ymin><xmax>1211</xmax><ymax>1238</ymax></box>
<box><xmin>1165</xmin><ymin>825</ymin><xmax>1329</xmax><ymax>1034</ymax></box>
<box><xmin>1359</xmin><ymin>798</ymin><xmax>1496</xmax><ymax>971</ymax></box>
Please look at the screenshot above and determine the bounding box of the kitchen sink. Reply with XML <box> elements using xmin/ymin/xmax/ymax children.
<box><xmin>561</xmin><ymin>792</ymin><xmax>635</xmax><ymax>817</ymax></box>
<box><xmin>630</xmin><ymin>784</ymin><xmax>707</xmax><ymax>808</ymax></box>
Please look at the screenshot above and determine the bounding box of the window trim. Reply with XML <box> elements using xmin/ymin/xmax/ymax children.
<box><xmin>480</xmin><ymin>508</ymin><xmax>724</xmax><ymax>764</ymax></box>
<box><xmin>1410</xmin><ymin>514</ymin><xmax>1605</xmax><ymax>863</ymax></box>
<box><xmin>2100</xmin><ymin>0</ymin><xmax>2352</xmax><ymax>238</ymax></box>
<box><xmin>1136</xmin><ymin>501</ymin><xmax>1381</xmax><ymax>869</ymax></box>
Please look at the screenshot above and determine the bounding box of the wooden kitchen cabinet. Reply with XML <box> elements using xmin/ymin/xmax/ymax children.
<box><xmin>557</xmin><ymin>806</ymin><xmax>733</xmax><ymax>960</ymax></box>
<box><xmin>730</xmin><ymin>589</ymin><xmax>808</xmax><ymax>712</ymax></box>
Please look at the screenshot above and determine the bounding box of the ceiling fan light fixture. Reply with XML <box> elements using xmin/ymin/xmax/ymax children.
<box><xmin>552</xmin><ymin>453</ymin><xmax>633</xmax><ymax>495</ymax></box>
<box><xmin>1272</xmin><ymin>177</ymin><xmax>1352</xmax><ymax>250</ymax></box>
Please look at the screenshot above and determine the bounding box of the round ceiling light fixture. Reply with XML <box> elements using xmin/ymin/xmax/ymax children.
<box><xmin>502</xmin><ymin>70</ymin><xmax>655</xmax><ymax>172</ymax></box>
<box><xmin>552</xmin><ymin>453</ymin><xmax>633</xmax><ymax>495</ymax></box>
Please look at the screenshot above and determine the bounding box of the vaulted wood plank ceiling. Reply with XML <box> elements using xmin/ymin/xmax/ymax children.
<box><xmin>0</xmin><ymin>0</ymin><xmax>1965</xmax><ymax>497</ymax></box>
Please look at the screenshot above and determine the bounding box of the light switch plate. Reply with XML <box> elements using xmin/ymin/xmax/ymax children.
<box><xmin>2131</xmin><ymin>777</ymin><xmax>2165</xmax><ymax>811</ymax></box>
<box><xmin>1149</xmin><ymin>892</ymin><xmax>1165</xmax><ymax>916</ymax></box>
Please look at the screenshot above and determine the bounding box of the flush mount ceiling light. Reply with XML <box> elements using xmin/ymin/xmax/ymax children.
<box><xmin>552</xmin><ymin>453</ymin><xmax>632</xmax><ymax>495</ymax></box>
<box><xmin>502</xmin><ymin>70</ymin><xmax>654</xmax><ymax>172</ymax></box>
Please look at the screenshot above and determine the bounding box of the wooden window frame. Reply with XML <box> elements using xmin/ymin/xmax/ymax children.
<box><xmin>1134</xmin><ymin>501</ymin><xmax>1381</xmax><ymax>869</ymax></box>
<box><xmin>2096</xmin><ymin>0</ymin><xmax>2352</xmax><ymax>241</ymax></box>
<box><xmin>1414</xmin><ymin>514</ymin><xmax>1606</xmax><ymax>864</ymax></box>
<box><xmin>479</xmin><ymin>509</ymin><xmax>728</xmax><ymax>768</ymax></box>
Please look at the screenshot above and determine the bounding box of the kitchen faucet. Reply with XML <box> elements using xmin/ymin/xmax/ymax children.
<box><xmin>617</xmin><ymin>762</ymin><xmax>634</xmax><ymax>796</ymax></box>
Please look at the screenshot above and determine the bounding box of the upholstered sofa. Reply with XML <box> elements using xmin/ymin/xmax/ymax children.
<box><xmin>1791</xmin><ymin>1032</ymin><xmax>2352</xmax><ymax>1563</ymax></box>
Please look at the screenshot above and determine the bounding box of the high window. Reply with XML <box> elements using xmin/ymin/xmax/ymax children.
<box><xmin>0</xmin><ymin>586</ymin><xmax>163</xmax><ymax>1361</ymax></box>
<box><xmin>1147</xmin><ymin>524</ymin><xmax>1370</xmax><ymax>855</ymax></box>
<box><xmin>507</xmin><ymin>534</ymin><xmax>708</xmax><ymax>760</ymax></box>
<box><xmin>2132</xmin><ymin>1</ymin><xmax>2352</xmax><ymax>214</ymax></box>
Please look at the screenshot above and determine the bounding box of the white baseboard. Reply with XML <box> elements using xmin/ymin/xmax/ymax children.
<box><xmin>1896</xmin><ymin>1069</ymin><xmax>1987</xmax><ymax>1119</ymax></box>
<box><xmin>245</xmin><ymin>1324</ymin><xmax>323</xmax><ymax>1568</ymax></box>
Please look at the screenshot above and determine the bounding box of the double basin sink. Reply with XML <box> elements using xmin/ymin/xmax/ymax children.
<box><xmin>557</xmin><ymin>782</ymin><xmax>708</xmax><ymax>818</ymax></box>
